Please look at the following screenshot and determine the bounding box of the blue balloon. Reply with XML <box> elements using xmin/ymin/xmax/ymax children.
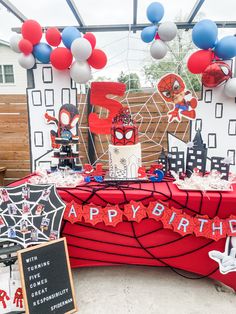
<box><xmin>62</xmin><ymin>26</ymin><xmax>81</xmax><ymax>48</ymax></box>
<box><xmin>141</xmin><ymin>25</ymin><xmax>157</xmax><ymax>43</ymax></box>
<box><xmin>146</xmin><ymin>2</ymin><xmax>164</xmax><ymax>23</ymax></box>
<box><xmin>33</xmin><ymin>43</ymin><xmax>52</xmax><ymax>63</ymax></box>
<box><xmin>192</xmin><ymin>19</ymin><xmax>218</xmax><ymax>49</ymax></box>
<box><xmin>215</xmin><ymin>36</ymin><xmax>236</xmax><ymax>59</ymax></box>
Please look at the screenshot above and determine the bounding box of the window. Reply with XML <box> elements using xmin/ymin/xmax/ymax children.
<box><xmin>0</xmin><ymin>65</ymin><xmax>14</xmax><ymax>83</ymax></box>
<box><xmin>62</xmin><ymin>88</ymin><xmax>70</xmax><ymax>104</ymax></box>
<box><xmin>195</xmin><ymin>119</ymin><xmax>202</xmax><ymax>131</ymax></box>
<box><xmin>215</xmin><ymin>103</ymin><xmax>223</xmax><ymax>118</ymax></box>
<box><xmin>32</xmin><ymin>91</ymin><xmax>42</xmax><ymax>106</ymax></box>
<box><xmin>42</xmin><ymin>67</ymin><xmax>53</xmax><ymax>83</ymax></box>
<box><xmin>0</xmin><ymin>66</ymin><xmax>3</xmax><ymax>83</ymax></box>
<box><xmin>45</xmin><ymin>89</ymin><xmax>54</xmax><ymax>107</ymax></box>
<box><xmin>227</xmin><ymin>150</ymin><xmax>235</xmax><ymax>165</ymax></box>
<box><xmin>228</xmin><ymin>120</ymin><xmax>236</xmax><ymax>135</ymax></box>
<box><xmin>34</xmin><ymin>132</ymin><xmax>44</xmax><ymax>147</ymax></box>
<box><xmin>46</xmin><ymin>109</ymin><xmax>55</xmax><ymax>117</ymax></box>
<box><xmin>208</xmin><ymin>134</ymin><xmax>216</xmax><ymax>148</ymax></box>
<box><xmin>204</xmin><ymin>90</ymin><xmax>212</xmax><ymax>103</ymax></box>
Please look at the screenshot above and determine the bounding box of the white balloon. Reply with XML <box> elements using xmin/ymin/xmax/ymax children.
<box><xmin>18</xmin><ymin>53</ymin><xmax>35</xmax><ymax>69</ymax></box>
<box><xmin>158</xmin><ymin>22</ymin><xmax>178</xmax><ymax>42</ymax></box>
<box><xmin>9</xmin><ymin>34</ymin><xmax>22</xmax><ymax>53</ymax></box>
<box><xmin>71</xmin><ymin>38</ymin><xmax>92</xmax><ymax>61</ymax></box>
<box><xmin>70</xmin><ymin>61</ymin><xmax>92</xmax><ymax>84</ymax></box>
<box><xmin>224</xmin><ymin>78</ymin><xmax>236</xmax><ymax>97</ymax></box>
<box><xmin>150</xmin><ymin>40</ymin><xmax>167</xmax><ymax>59</ymax></box>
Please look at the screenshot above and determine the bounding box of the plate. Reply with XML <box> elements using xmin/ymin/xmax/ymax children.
<box><xmin>173</xmin><ymin>182</ymin><xmax>233</xmax><ymax>192</ymax></box>
<box><xmin>104</xmin><ymin>172</ymin><xmax>148</xmax><ymax>182</ymax></box>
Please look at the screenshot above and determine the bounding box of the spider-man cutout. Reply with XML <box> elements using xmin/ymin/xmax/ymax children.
<box><xmin>13</xmin><ymin>288</ymin><xmax>23</xmax><ymax>308</ymax></box>
<box><xmin>45</xmin><ymin>104</ymin><xmax>79</xmax><ymax>148</ymax></box>
<box><xmin>202</xmin><ymin>61</ymin><xmax>232</xmax><ymax>88</ymax></box>
<box><xmin>157</xmin><ymin>74</ymin><xmax>197</xmax><ymax>122</ymax></box>
<box><xmin>0</xmin><ymin>289</ymin><xmax>10</xmax><ymax>309</ymax></box>
<box><xmin>111</xmin><ymin>107</ymin><xmax>138</xmax><ymax>145</ymax></box>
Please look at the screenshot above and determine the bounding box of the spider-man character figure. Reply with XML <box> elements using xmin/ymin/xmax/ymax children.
<box><xmin>0</xmin><ymin>289</ymin><xmax>10</xmax><ymax>309</ymax></box>
<box><xmin>13</xmin><ymin>288</ymin><xmax>23</xmax><ymax>308</ymax></box>
<box><xmin>111</xmin><ymin>107</ymin><xmax>138</xmax><ymax>145</ymax></box>
<box><xmin>202</xmin><ymin>61</ymin><xmax>232</xmax><ymax>88</ymax></box>
<box><xmin>45</xmin><ymin>104</ymin><xmax>79</xmax><ymax>148</ymax></box>
<box><xmin>157</xmin><ymin>74</ymin><xmax>197</xmax><ymax>122</ymax></box>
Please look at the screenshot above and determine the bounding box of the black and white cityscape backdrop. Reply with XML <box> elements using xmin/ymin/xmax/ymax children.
<box><xmin>26</xmin><ymin>62</ymin><xmax>236</xmax><ymax>173</ymax></box>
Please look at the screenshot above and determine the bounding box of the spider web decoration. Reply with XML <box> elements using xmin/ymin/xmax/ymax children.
<box><xmin>76</xmin><ymin>31</ymin><xmax>200</xmax><ymax>168</ymax></box>
<box><xmin>0</xmin><ymin>184</ymin><xmax>65</xmax><ymax>248</ymax></box>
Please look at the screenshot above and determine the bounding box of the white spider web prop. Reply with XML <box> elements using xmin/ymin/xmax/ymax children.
<box><xmin>76</xmin><ymin>30</ymin><xmax>201</xmax><ymax>167</ymax></box>
<box><xmin>0</xmin><ymin>184</ymin><xmax>65</xmax><ymax>248</ymax></box>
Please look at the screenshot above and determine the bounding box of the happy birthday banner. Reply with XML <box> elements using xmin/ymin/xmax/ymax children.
<box><xmin>63</xmin><ymin>200</ymin><xmax>236</xmax><ymax>241</ymax></box>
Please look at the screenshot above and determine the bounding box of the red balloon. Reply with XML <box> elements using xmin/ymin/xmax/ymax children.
<box><xmin>21</xmin><ymin>19</ymin><xmax>42</xmax><ymax>45</ymax></box>
<box><xmin>50</xmin><ymin>47</ymin><xmax>73</xmax><ymax>70</ymax></box>
<box><xmin>18</xmin><ymin>39</ymin><xmax>33</xmax><ymax>55</ymax></box>
<box><xmin>155</xmin><ymin>32</ymin><xmax>160</xmax><ymax>40</ymax></box>
<box><xmin>87</xmin><ymin>49</ymin><xmax>107</xmax><ymax>69</ymax></box>
<box><xmin>46</xmin><ymin>27</ymin><xmax>61</xmax><ymax>46</ymax></box>
<box><xmin>187</xmin><ymin>50</ymin><xmax>214</xmax><ymax>74</ymax></box>
<box><xmin>83</xmin><ymin>33</ymin><xmax>96</xmax><ymax>49</ymax></box>
<box><xmin>202</xmin><ymin>61</ymin><xmax>232</xmax><ymax>87</ymax></box>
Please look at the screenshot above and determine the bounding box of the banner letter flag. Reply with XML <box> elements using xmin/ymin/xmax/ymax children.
<box><xmin>102</xmin><ymin>204</ymin><xmax>123</xmax><ymax>227</ymax></box>
<box><xmin>161</xmin><ymin>207</ymin><xmax>182</xmax><ymax>230</ymax></box>
<box><xmin>64</xmin><ymin>200</ymin><xmax>83</xmax><ymax>224</ymax></box>
<box><xmin>193</xmin><ymin>215</ymin><xmax>211</xmax><ymax>238</ymax></box>
<box><xmin>227</xmin><ymin>215</ymin><xmax>236</xmax><ymax>236</ymax></box>
<box><xmin>146</xmin><ymin>201</ymin><xmax>167</xmax><ymax>221</ymax></box>
<box><xmin>124</xmin><ymin>200</ymin><xmax>146</xmax><ymax>223</ymax></box>
<box><xmin>209</xmin><ymin>217</ymin><xmax>227</xmax><ymax>241</ymax></box>
<box><xmin>172</xmin><ymin>213</ymin><xmax>194</xmax><ymax>236</ymax></box>
<box><xmin>83</xmin><ymin>204</ymin><xmax>103</xmax><ymax>225</ymax></box>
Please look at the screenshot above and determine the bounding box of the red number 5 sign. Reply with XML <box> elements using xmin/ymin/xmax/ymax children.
<box><xmin>88</xmin><ymin>82</ymin><xmax>126</xmax><ymax>134</ymax></box>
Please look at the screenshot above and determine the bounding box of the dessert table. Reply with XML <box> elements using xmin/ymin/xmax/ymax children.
<box><xmin>11</xmin><ymin>175</ymin><xmax>236</xmax><ymax>291</ymax></box>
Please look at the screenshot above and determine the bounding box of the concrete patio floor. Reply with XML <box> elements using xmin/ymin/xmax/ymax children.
<box><xmin>73</xmin><ymin>266</ymin><xmax>236</xmax><ymax>314</ymax></box>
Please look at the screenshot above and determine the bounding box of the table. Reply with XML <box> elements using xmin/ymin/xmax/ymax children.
<box><xmin>11</xmin><ymin>176</ymin><xmax>236</xmax><ymax>291</ymax></box>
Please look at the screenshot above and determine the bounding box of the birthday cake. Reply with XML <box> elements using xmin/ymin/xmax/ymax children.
<box><xmin>108</xmin><ymin>108</ymin><xmax>141</xmax><ymax>179</ymax></box>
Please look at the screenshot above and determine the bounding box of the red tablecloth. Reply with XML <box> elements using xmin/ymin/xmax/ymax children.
<box><xmin>12</xmin><ymin>176</ymin><xmax>236</xmax><ymax>291</ymax></box>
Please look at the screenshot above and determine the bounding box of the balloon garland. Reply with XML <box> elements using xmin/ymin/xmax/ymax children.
<box><xmin>187</xmin><ymin>19</ymin><xmax>236</xmax><ymax>98</ymax></box>
<box><xmin>9</xmin><ymin>20</ymin><xmax>107</xmax><ymax>84</ymax></box>
<box><xmin>141</xmin><ymin>2</ymin><xmax>177</xmax><ymax>60</ymax></box>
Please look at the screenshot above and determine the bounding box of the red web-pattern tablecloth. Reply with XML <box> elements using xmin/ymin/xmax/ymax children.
<box><xmin>12</xmin><ymin>176</ymin><xmax>236</xmax><ymax>291</ymax></box>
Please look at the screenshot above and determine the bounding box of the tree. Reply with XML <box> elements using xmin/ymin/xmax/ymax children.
<box><xmin>143</xmin><ymin>15</ymin><xmax>202</xmax><ymax>93</ymax></box>
<box><xmin>93</xmin><ymin>76</ymin><xmax>111</xmax><ymax>82</ymax></box>
<box><xmin>117</xmin><ymin>71</ymin><xmax>141</xmax><ymax>92</ymax></box>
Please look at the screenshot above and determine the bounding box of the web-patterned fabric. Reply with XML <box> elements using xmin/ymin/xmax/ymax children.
<box><xmin>10</xmin><ymin>175</ymin><xmax>236</xmax><ymax>291</ymax></box>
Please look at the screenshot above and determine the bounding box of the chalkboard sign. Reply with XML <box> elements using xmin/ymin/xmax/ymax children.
<box><xmin>17</xmin><ymin>238</ymin><xmax>77</xmax><ymax>314</ymax></box>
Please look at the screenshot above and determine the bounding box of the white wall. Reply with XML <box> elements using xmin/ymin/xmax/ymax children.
<box><xmin>27</xmin><ymin>64</ymin><xmax>77</xmax><ymax>171</ymax></box>
<box><xmin>0</xmin><ymin>43</ymin><xmax>27</xmax><ymax>94</ymax></box>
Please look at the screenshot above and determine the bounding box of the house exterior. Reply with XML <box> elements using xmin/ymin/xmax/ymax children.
<box><xmin>0</xmin><ymin>39</ymin><xmax>27</xmax><ymax>94</ymax></box>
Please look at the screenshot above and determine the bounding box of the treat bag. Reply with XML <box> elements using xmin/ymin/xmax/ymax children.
<box><xmin>10</xmin><ymin>267</ymin><xmax>24</xmax><ymax>311</ymax></box>
<box><xmin>0</xmin><ymin>266</ymin><xmax>11</xmax><ymax>313</ymax></box>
